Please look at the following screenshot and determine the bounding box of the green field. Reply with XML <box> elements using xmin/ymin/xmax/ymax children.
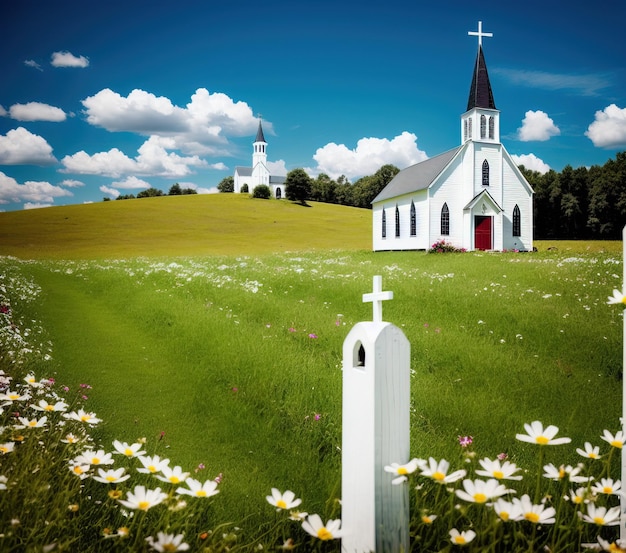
<box><xmin>0</xmin><ymin>196</ymin><xmax>623</xmax><ymax>551</ymax></box>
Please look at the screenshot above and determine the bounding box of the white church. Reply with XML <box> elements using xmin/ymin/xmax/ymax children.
<box><xmin>372</xmin><ymin>23</ymin><xmax>533</xmax><ymax>252</ymax></box>
<box><xmin>233</xmin><ymin>120</ymin><xmax>287</xmax><ymax>198</ymax></box>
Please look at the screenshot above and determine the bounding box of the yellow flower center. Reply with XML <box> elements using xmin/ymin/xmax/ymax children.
<box><xmin>92</xmin><ymin>458</ymin><xmax>101</xmax><ymax>465</ymax></box>
<box><xmin>118</xmin><ymin>527</ymin><xmax>129</xmax><ymax>537</ymax></box>
<box><xmin>594</xmin><ymin>516</ymin><xmax>606</xmax><ymax>525</ymax></box>
<box><xmin>573</xmin><ymin>496</ymin><xmax>583</xmax><ymax>504</ymax></box>
<box><xmin>524</xmin><ymin>512</ymin><xmax>540</xmax><ymax>523</ymax></box>
<box><xmin>317</xmin><ymin>527</ymin><xmax>333</xmax><ymax>540</ymax></box>
<box><xmin>169</xmin><ymin>476</ymin><xmax>181</xmax><ymax>484</ymax></box>
<box><xmin>148</xmin><ymin>465</ymin><xmax>157</xmax><ymax>472</ymax></box>
<box><xmin>453</xmin><ymin>536</ymin><xmax>467</xmax><ymax>545</ymax></box>
<box><xmin>276</xmin><ymin>499</ymin><xmax>287</xmax><ymax>509</ymax></box>
<box><xmin>80</xmin><ymin>415</ymin><xmax>91</xmax><ymax>422</ymax></box>
<box><xmin>108</xmin><ymin>490</ymin><xmax>122</xmax><ymax>499</ymax></box>
<box><xmin>106</xmin><ymin>475</ymin><xmax>116</xmax><ymax>482</ymax></box>
<box><xmin>138</xmin><ymin>501</ymin><xmax>150</xmax><ymax>510</ymax></box>
<box><xmin>124</xmin><ymin>448</ymin><xmax>134</xmax><ymax>456</ymax></box>
<box><xmin>73</xmin><ymin>466</ymin><xmax>84</xmax><ymax>475</ymax></box>
<box><xmin>9</xmin><ymin>394</ymin><xmax>19</xmax><ymax>400</ymax></box>
<box><xmin>535</xmin><ymin>436</ymin><xmax>549</xmax><ymax>445</ymax></box>
<box><xmin>432</xmin><ymin>471</ymin><xmax>445</xmax><ymax>482</ymax></box>
<box><xmin>45</xmin><ymin>405</ymin><xmax>54</xmax><ymax>411</ymax></box>
<box><xmin>196</xmin><ymin>490</ymin><xmax>207</xmax><ymax>497</ymax></box>
<box><xmin>421</xmin><ymin>515</ymin><xmax>433</xmax><ymax>524</ymax></box>
<box><xmin>28</xmin><ymin>421</ymin><xmax>37</xmax><ymax>427</ymax></box>
<box><xmin>493</xmin><ymin>470</ymin><xmax>504</xmax><ymax>479</ymax></box>
<box><xmin>589</xmin><ymin>452</ymin><xmax>598</xmax><ymax>459</ymax></box>
<box><xmin>499</xmin><ymin>511</ymin><xmax>510</xmax><ymax>521</ymax></box>
<box><xmin>473</xmin><ymin>493</ymin><xmax>488</xmax><ymax>503</ymax></box>
<box><xmin>611</xmin><ymin>440</ymin><xmax>623</xmax><ymax>449</ymax></box>
<box><xmin>162</xmin><ymin>545</ymin><xmax>177</xmax><ymax>553</ymax></box>
<box><xmin>603</xmin><ymin>487</ymin><xmax>613</xmax><ymax>494</ymax></box>
<box><xmin>621</xmin><ymin>296</ymin><xmax>626</xmax><ymax>305</ymax></box>
<box><xmin>0</xmin><ymin>447</ymin><xmax>8</xmax><ymax>453</ymax></box>
<box><xmin>397</xmin><ymin>467</ymin><xmax>408</xmax><ymax>475</ymax></box>
<box><xmin>558</xmin><ymin>468</ymin><xmax>566</xmax><ymax>479</ymax></box>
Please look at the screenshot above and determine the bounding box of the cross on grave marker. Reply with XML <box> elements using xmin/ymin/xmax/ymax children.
<box><xmin>362</xmin><ymin>275</ymin><xmax>393</xmax><ymax>323</ymax></box>
<box><xmin>468</xmin><ymin>20</ymin><xmax>493</xmax><ymax>47</ymax></box>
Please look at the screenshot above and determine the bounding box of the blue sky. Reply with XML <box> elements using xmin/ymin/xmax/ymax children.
<box><xmin>1</xmin><ymin>0</ymin><xmax>625</xmax><ymax>211</ymax></box>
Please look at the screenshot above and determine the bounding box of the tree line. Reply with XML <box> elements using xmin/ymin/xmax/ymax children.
<box><xmin>219</xmin><ymin>152</ymin><xmax>625</xmax><ymax>240</ymax></box>
<box><xmin>520</xmin><ymin>151</ymin><xmax>626</xmax><ymax>240</ymax></box>
<box><xmin>103</xmin><ymin>183</ymin><xmax>198</xmax><ymax>201</ymax></box>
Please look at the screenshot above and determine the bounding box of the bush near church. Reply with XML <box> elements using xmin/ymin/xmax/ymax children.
<box><xmin>252</xmin><ymin>185</ymin><xmax>271</xmax><ymax>199</ymax></box>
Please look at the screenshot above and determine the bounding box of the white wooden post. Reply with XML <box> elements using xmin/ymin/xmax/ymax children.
<box><xmin>622</xmin><ymin>225</ymin><xmax>625</xmax><ymax>541</ymax></box>
<box><xmin>619</xmin><ymin>226</ymin><xmax>626</xmax><ymax>540</ymax></box>
<box><xmin>341</xmin><ymin>275</ymin><xmax>411</xmax><ymax>552</ymax></box>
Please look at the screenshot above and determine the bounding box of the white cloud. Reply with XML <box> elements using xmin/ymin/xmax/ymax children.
<box><xmin>51</xmin><ymin>51</ymin><xmax>89</xmax><ymax>68</ymax></box>
<box><xmin>111</xmin><ymin>176</ymin><xmax>151</xmax><ymax>189</ymax></box>
<box><xmin>209</xmin><ymin>162</ymin><xmax>228</xmax><ymax>171</ymax></box>
<box><xmin>311</xmin><ymin>131</ymin><xmax>427</xmax><ymax>180</ymax></box>
<box><xmin>494</xmin><ymin>68</ymin><xmax>611</xmax><ymax>96</ymax></box>
<box><xmin>0</xmin><ymin>171</ymin><xmax>72</xmax><ymax>205</ymax></box>
<box><xmin>61</xmin><ymin>136</ymin><xmax>207</xmax><ymax>178</ymax></box>
<box><xmin>517</xmin><ymin>110</ymin><xmax>560</xmax><ymax>142</ymax></box>
<box><xmin>9</xmin><ymin>102</ymin><xmax>66</xmax><ymax>122</ymax></box>
<box><xmin>0</xmin><ymin>127</ymin><xmax>57</xmax><ymax>165</ymax></box>
<box><xmin>0</xmin><ymin>105</ymin><xmax>6</xmax><ymax>117</ymax></box>
<box><xmin>585</xmin><ymin>104</ymin><xmax>626</xmax><ymax>148</ymax></box>
<box><xmin>267</xmin><ymin>160</ymin><xmax>287</xmax><ymax>175</ymax></box>
<box><xmin>24</xmin><ymin>60</ymin><xmax>43</xmax><ymax>71</ymax></box>
<box><xmin>60</xmin><ymin>179</ymin><xmax>84</xmax><ymax>187</ymax></box>
<box><xmin>81</xmin><ymin>87</ymin><xmax>261</xmax><ymax>155</ymax></box>
<box><xmin>24</xmin><ymin>202</ymin><xmax>52</xmax><ymax>210</ymax></box>
<box><xmin>99</xmin><ymin>185</ymin><xmax>120</xmax><ymax>199</ymax></box>
<box><xmin>511</xmin><ymin>153</ymin><xmax>551</xmax><ymax>174</ymax></box>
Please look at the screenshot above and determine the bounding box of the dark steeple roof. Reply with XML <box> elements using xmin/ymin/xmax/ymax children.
<box><xmin>467</xmin><ymin>45</ymin><xmax>496</xmax><ymax>111</ymax></box>
<box><xmin>255</xmin><ymin>120</ymin><xmax>266</xmax><ymax>143</ymax></box>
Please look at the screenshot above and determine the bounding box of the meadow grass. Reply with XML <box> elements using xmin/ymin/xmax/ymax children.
<box><xmin>0</xmin><ymin>197</ymin><xmax>623</xmax><ymax>550</ymax></box>
<box><xmin>2</xmin><ymin>245</ymin><xmax>622</xmax><ymax>548</ymax></box>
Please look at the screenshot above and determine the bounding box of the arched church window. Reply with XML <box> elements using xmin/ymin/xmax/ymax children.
<box><xmin>441</xmin><ymin>203</ymin><xmax>449</xmax><ymax>236</ymax></box>
<box><xmin>395</xmin><ymin>205</ymin><xmax>400</xmax><ymax>238</ymax></box>
<box><xmin>480</xmin><ymin>115</ymin><xmax>487</xmax><ymax>138</ymax></box>
<box><xmin>513</xmin><ymin>204</ymin><xmax>521</xmax><ymax>237</ymax></box>
<box><xmin>410</xmin><ymin>201</ymin><xmax>416</xmax><ymax>236</ymax></box>
<box><xmin>482</xmin><ymin>160</ymin><xmax>489</xmax><ymax>186</ymax></box>
<box><xmin>489</xmin><ymin>116</ymin><xmax>495</xmax><ymax>139</ymax></box>
<box><xmin>382</xmin><ymin>209</ymin><xmax>386</xmax><ymax>238</ymax></box>
<box><xmin>276</xmin><ymin>187</ymin><xmax>281</xmax><ymax>199</ymax></box>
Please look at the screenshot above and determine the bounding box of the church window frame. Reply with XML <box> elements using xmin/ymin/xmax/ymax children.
<box><xmin>468</xmin><ymin>118</ymin><xmax>472</xmax><ymax>138</ymax></box>
<box><xmin>513</xmin><ymin>204</ymin><xmax>521</xmax><ymax>237</ymax></box>
<box><xmin>482</xmin><ymin>159</ymin><xmax>489</xmax><ymax>186</ymax></box>
<box><xmin>395</xmin><ymin>204</ymin><xmax>400</xmax><ymax>238</ymax></box>
<box><xmin>381</xmin><ymin>208</ymin><xmax>387</xmax><ymax>239</ymax></box>
<box><xmin>410</xmin><ymin>200</ymin><xmax>416</xmax><ymax>236</ymax></box>
<box><xmin>463</xmin><ymin>119</ymin><xmax>468</xmax><ymax>141</ymax></box>
<box><xmin>441</xmin><ymin>203</ymin><xmax>450</xmax><ymax>236</ymax></box>
<box><xmin>480</xmin><ymin>114</ymin><xmax>487</xmax><ymax>138</ymax></box>
<box><xmin>489</xmin><ymin>116</ymin><xmax>495</xmax><ymax>139</ymax></box>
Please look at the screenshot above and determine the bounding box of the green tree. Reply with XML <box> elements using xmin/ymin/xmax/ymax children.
<box><xmin>137</xmin><ymin>188</ymin><xmax>164</xmax><ymax>198</ymax></box>
<box><xmin>285</xmin><ymin>168</ymin><xmax>312</xmax><ymax>204</ymax></box>
<box><xmin>252</xmin><ymin>184</ymin><xmax>271</xmax><ymax>199</ymax></box>
<box><xmin>169</xmin><ymin>183</ymin><xmax>182</xmax><ymax>195</ymax></box>
<box><xmin>181</xmin><ymin>187</ymin><xmax>197</xmax><ymax>195</ymax></box>
<box><xmin>217</xmin><ymin>176</ymin><xmax>234</xmax><ymax>193</ymax></box>
<box><xmin>310</xmin><ymin>173</ymin><xmax>337</xmax><ymax>203</ymax></box>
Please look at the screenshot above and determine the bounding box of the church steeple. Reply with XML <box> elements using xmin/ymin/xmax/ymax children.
<box><xmin>461</xmin><ymin>21</ymin><xmax>500</xmax><ymax>144</ymax></box>
<box><xmin>252</xmin><ymin>117</ymin><xmax>269</xmax><ymax>187</ymax></box>
<box><xmin>467</xmin><ymin>45</ymin><xmax>496</xmax><ymax>110</ymax></box>
<box><xmin>255</xmin><ymin>119</ymin><xmax>266</xmax><ymax>143</ymax></box>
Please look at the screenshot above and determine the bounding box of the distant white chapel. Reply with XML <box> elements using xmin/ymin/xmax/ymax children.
<box><xmin>233</xmin><ymin>120</ymin><xmax>287</xmax><ymax>198</ymax></box>
<box><xmin>372</xmin><ymin>22</ymin><xmax>533</xmax><ymax>252</ymax></box>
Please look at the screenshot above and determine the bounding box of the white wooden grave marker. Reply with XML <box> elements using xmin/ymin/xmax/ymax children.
<box><xmin>341</xmin><ymin>275</ymin><xmax>410</xmax><ymax>552</ymax></box>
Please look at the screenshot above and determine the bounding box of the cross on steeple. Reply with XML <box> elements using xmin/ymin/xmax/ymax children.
<box><xmin>363</xmin><ymin>275</ymin><xmax>393</xmax><ymax>323</ymax></box>
<box><xmin>468</xmin><ymin>20</ymin><xmax>493</xmax><ymax>47</ymax></box>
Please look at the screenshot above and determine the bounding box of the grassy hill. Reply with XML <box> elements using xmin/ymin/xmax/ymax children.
<box><xmin>0</xmin><ymin>194</ymin><xmax>372</xmax><ymax>259</ymax></box>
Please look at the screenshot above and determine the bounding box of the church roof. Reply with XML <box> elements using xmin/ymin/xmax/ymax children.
<box><xmin>234</xmin><ymin>166</ymin><xmax>252</xmax><ymax>176</ymax></box>
<box><xmin>467</xmin><ymin>45</ymin><xmax>496</xmax><ymax>110</ymax></box>
<box><xmin>255</xmin><ymin>120</ymin><xmax>266</xmax><ymax>143</ymax></box>
<box><xmin>371</xmin><ymin>146</ymin><xmax>462</xmax><ymax>204</ymax></box>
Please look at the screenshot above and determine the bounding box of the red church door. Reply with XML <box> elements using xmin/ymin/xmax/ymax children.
<box><xmin>474</xmin><ymin>216</ymin><xmax>492</xmax><ymax>250</ymax></box>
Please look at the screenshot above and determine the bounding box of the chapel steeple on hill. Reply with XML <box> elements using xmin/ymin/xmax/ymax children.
<box><xmin>467</xmin><ymin>45</ymin><xmax>496</xmax><ymax>111</ymax></box>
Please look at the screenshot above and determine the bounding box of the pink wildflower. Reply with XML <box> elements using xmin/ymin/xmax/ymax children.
<box><xmin>308</xmin><ymin>333</ymin><xmax>318</xmax><ymax>339</ymax></box>
<box><xmin>458</xmin><ymin>436</ymin><xmax>473</xmax><ymax>448</ymax></box>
